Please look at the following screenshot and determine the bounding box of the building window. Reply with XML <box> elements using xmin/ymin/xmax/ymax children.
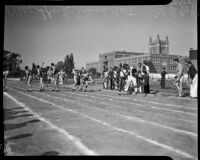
<box><xmin>163</xmin><ymin>58</ymin><xmax>167</xmax><ymax>62</ymax></box>
<box><xmin>128</xmin><ymin>59</ymin><xmax>131</xmax><ymax>65</ymax></box>
<box><xmin>132</xmin><ymin>58</ymin><xmax>136</xmax><ymax>64</ymax></box>
<box><xmin>174</xmin><ymin>66</ymin><xmax>177</xmax><ymax>72</ymax></box>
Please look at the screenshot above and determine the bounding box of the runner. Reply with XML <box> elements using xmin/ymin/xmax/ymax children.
<box><xmin>58</xmin><ymin>68</ymin><xmax>66</xmax><ymax>88</ymax></box>
<box><xmin>72</xmin><ymin>69</ymin><xmax>80</xmax><ymax>91</ymax></box>
<box><xmin>47</xmin><ymin>67</ymin><xmax>52</xmax><ymax>86</ymax></box>
<box><xmin>3</xmin><ymin>68</ymin><xmax>11</xmax><ymax>91</ymax></box>
<box><xmin>50</xmin><ymin>63</ymin><xmax>59</xmax><ymax>92</ymax></box>
<box><xmin>79</xmin><ymin>71</ymin><xmax>93</xmax><ymax>92</ymax></box>
<box><xmin>34</xmin><ymin>62</ymin><xmax>45</xmax><ymax>91</ymax></box>
<box><xmin>78</xmin><ymin>68</ymin><xmax>87</xmax><ymax>91</ymax></box>
<box><xmin>24</xmin><ymin>66</ymin><xmax>33</xmax><ymax>91</ymax></box>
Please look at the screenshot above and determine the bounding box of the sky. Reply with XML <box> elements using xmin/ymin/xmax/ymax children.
<box><xmin>4</xmin><ymin>0</ymin><xmax>197</xmax><ymax>69</ymax></box>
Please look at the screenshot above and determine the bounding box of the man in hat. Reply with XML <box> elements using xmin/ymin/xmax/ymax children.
<box><xmin>160</xmin><ymin>68</ymin><xmax>167</xmax><ymax>89</ymax></box>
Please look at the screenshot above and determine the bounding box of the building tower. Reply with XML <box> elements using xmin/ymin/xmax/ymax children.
<box><xmin>148</xmin><ymin>36</ymin><xmax>152</xmax><ymax>54</ymax></box>
<box><xmin>149</xmin><ymin>34</ymin><xmax>169</xmax><ymax>55</ymax></box>
<box><xmin>165</xmin><ymin>36</ymin><xmax>169</xmax><ymax>54</ymax></box>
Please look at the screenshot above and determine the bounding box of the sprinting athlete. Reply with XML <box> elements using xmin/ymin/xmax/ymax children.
<box><xmin>34</xmin><ymin>62</ymin><xmax>45</xmax><ymax>91</ymax></box>
<box><xmin>47</xmin><ymin>67</ymin><xmax>52</xmax><ymax>86</ymax></box>
<box><xmin>24</xmin><ymin>66</ymin><xmax>33</xmax><ymax>91</ymax></box>
<box><xmin>72</xmin><ymin>69</ymin><xmax>80</xmax><ymax>91</ymax></box>
<box><xmin>3</xmin><ymin>68</ymin><xmax>11</xmax><ymax>90</ymax></box>
<box><xmin>50</xmin><ymin>63</ymin><xmax>59</xmax><ymax>91</ymax></box>
<box><xmin>58</xmin><ymin>68</ymin><xmax>66</xmax><ymax>88</ymax></box>
<box><xmin>79</xmin><ymin>71</ymin><xmax>92</xmax><ymax>92</ymax></box>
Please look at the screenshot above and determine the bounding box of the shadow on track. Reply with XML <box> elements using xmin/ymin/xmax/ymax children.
<box><xmin>4</xmin><ymin>119</ymin><xmax>41</xmax><ymax>131</ymax></box>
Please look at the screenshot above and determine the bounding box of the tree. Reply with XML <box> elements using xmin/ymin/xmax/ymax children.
<box><xmin>56</xmin><ymin>61</ymin><xmax>64</xmax><ymax>71</ymax></box>
<box><xmin>64</xmin><ymin>54</ymin><xmax>69</xmax><ymax>74</ymax></box>
<box><xmin>43</xmin><ymin>66</ymin><xmax>50</xmax><ymax>73</ymax></box>
<box><xmin>88</xmin><ymin>68</ymin><xmax>97</xmax><ymax>76</ymax></box>
<box><xmin>148</xmin><ymin>60</ymin><xmax>156</xmax><ymax>73</ymax></box>
<box><xmin>3</xmin><ymin>50</ymin><xmax>22</xmax><ymax>71</ymax></box>
<box><xmin>63</xmin><ymin>53</ymin><xmax>75</xmax><ymax>78</ymax></box>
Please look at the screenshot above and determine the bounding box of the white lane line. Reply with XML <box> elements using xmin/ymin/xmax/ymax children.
<box><xmin>84</xmin><ymin>91</ymin><xmax>197</xmax><ymax>110</ymax></box>
<box><xmin>102</xmin><ymin>88</ymin><xmax>196</xmax><ymax>100</ymax></box>
<box><xmin>4</xmin><ymin>91</ymin><xmax>98</xmax><ymax>156</ymax></box>
<box><xmin>9</xmin><ymin>81</ymin><xmax>197</xmax><ymax>109</ymax></box>
<box><xmin>71</xmin><ymin>86</ymin><xmax>196</xmax><ymax>108</ymax></box>
<box><xmin>31</xmin><ymin>89</ymin><xmax>198</xmax><ymax>138</ymax></box>
<box><xmin>50</xmin><ymin>89</ymin><xmax>196</xmax><ymax>124</ymax></box>
<box><xmin>56</xmin><ymin>89</ymin><xmax>197</xmax><ymax>116</ymax></box>
<box><xmin>11</xmin><ymin>85</ymin><xmax>196</xmax><ymax>124</ymax></box>
<box><xmin>6</xmin><ymin>87</ymin><xmax>197</xmax><ymax>160</ymax></box>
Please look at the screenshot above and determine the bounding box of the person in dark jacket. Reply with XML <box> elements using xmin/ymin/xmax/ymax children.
<box><xmin>118</xmin><ymin>63</ymin><xmax>127</xmax><ymax>95</ymax></box>
<box><xmin>160</xmin><ymin>68</ymin><xmax>167</xmax><ymax>89</ymax></box>
<box><xmin>137</xmin><ymin>63</ymin><xmax>144</xmax><ymax>93</ymax></box>
<box><xmin>185</xmin><ymin>60</ymin><xmax>197</xmax><ymax>98</ymax></box>
<box><xmin>108</xmin><ymin>67</ymin><xmax>114</xmax><ymax>90</ymax></box>
<box><xmin>143</xmin><ymin>69</ymin><xmax>150</xmax><ymax>96</ymax></box>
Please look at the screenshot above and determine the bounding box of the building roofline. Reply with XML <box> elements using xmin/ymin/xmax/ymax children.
<box><xmin>100</xmin><ymin>51</ymin><xmax>147</xmax><ymax>56</ymax></box>
<box><xmin>85</xmin><ymin>61</ymin><xmax>99</xmax><ymax>64</ymax></box>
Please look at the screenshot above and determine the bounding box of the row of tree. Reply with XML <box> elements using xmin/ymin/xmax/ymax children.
<box><xmin>4</xmin><ymin>50</ymin><xmax>76</xmax><ymax>78</ymax></box>
<box><xmin>3</xmin><ymin>50</ymin><xmax>23</xmax><ymax>77</ymax></box>
<box><xmin>31</xmin><ymin>53</ymin><xmax>75</xmax><ymax>78</ymax></box>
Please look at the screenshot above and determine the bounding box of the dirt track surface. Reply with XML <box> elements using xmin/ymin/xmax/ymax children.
<box><xmin>4</xmin><ymin>81</ymin><xmax>197</xmax><ymax>159</ymax></box>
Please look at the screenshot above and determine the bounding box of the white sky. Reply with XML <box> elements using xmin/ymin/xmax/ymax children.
<box><xmin>4</xmin><ymin>0</ymin><xmax>197</xmax><ymax>69</ymax></box>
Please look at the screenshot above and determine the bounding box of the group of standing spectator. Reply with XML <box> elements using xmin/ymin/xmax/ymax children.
<box><xmin>102</xmin><ymin>60</ymin><xmax>150</xmax><ymax>96</ymax></box>
<box><xmin>160</xmin><ymin>58</ymin><xmax>197</xmax><ymax>98</ymax></box>
<box><xmin>101</xmin><ymin>58</ymin><xmax>198</xmax><ymax>98</ymax></box>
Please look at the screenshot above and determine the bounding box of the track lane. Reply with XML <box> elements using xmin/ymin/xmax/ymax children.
<box><xmin>6</xmin><ymin>85</ymin><xmax>198</xmax><ymax>158</ymax></box>
<box><xmin>10</xmin><ymin>83</ymin><xmax>198</xmax><ymax>135</ymax></box>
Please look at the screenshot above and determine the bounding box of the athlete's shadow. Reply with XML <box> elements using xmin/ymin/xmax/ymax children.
<box><xmin>6</xmin><ymin>133</ymin><xmax>33</xmax><ymax>140</ymax></box>
<box><xmin>150</xmin><ymin>90</ymin><xmax>159</xmax><ymax>95</ymax></box>
<box><xmin>40</xmin><ymin>151</ymin><xmax>60</xmax><ymax>156</ymax></box>
<box><xmin>4</xmin><ymin>119</ymin><xmax>40</xmax><ymax>131</ymax></box>
<box><xmin>4</xmin><ymin>108</ymin><xmax>31</xmax><ymax>121</ymax></box>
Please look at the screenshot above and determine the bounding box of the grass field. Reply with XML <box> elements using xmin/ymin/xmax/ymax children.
<box><xmin>3</xmin><ymin>80</ymin><xmax>197</xmax><ymax>159</ymax></box>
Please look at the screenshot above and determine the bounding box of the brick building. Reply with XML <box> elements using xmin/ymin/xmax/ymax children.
<box><xmin>86</xmin><ymin>35</ymin><xmax>188</xmax><ymax>74</ymax></box>
<box><xmin>85</xmin><ymin>61</ymin><xmax>100</xmax><ymax>73</ymax></box>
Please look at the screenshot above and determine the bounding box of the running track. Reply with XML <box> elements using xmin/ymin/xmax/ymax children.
<box><xmin>4</xmin><ymin>81</ymin><xmax>198</xmax><ymax>159</ymax></box>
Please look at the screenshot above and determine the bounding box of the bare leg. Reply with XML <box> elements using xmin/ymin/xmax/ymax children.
<box><xmin>179</xmin><ymin>80</ymin><xmax>183</xmax><ymax>96</ymax></box>
<box><xmin>27</xmin><ymin>76</ymin><xmax>32</xmax><ymax>90</ymax></box>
